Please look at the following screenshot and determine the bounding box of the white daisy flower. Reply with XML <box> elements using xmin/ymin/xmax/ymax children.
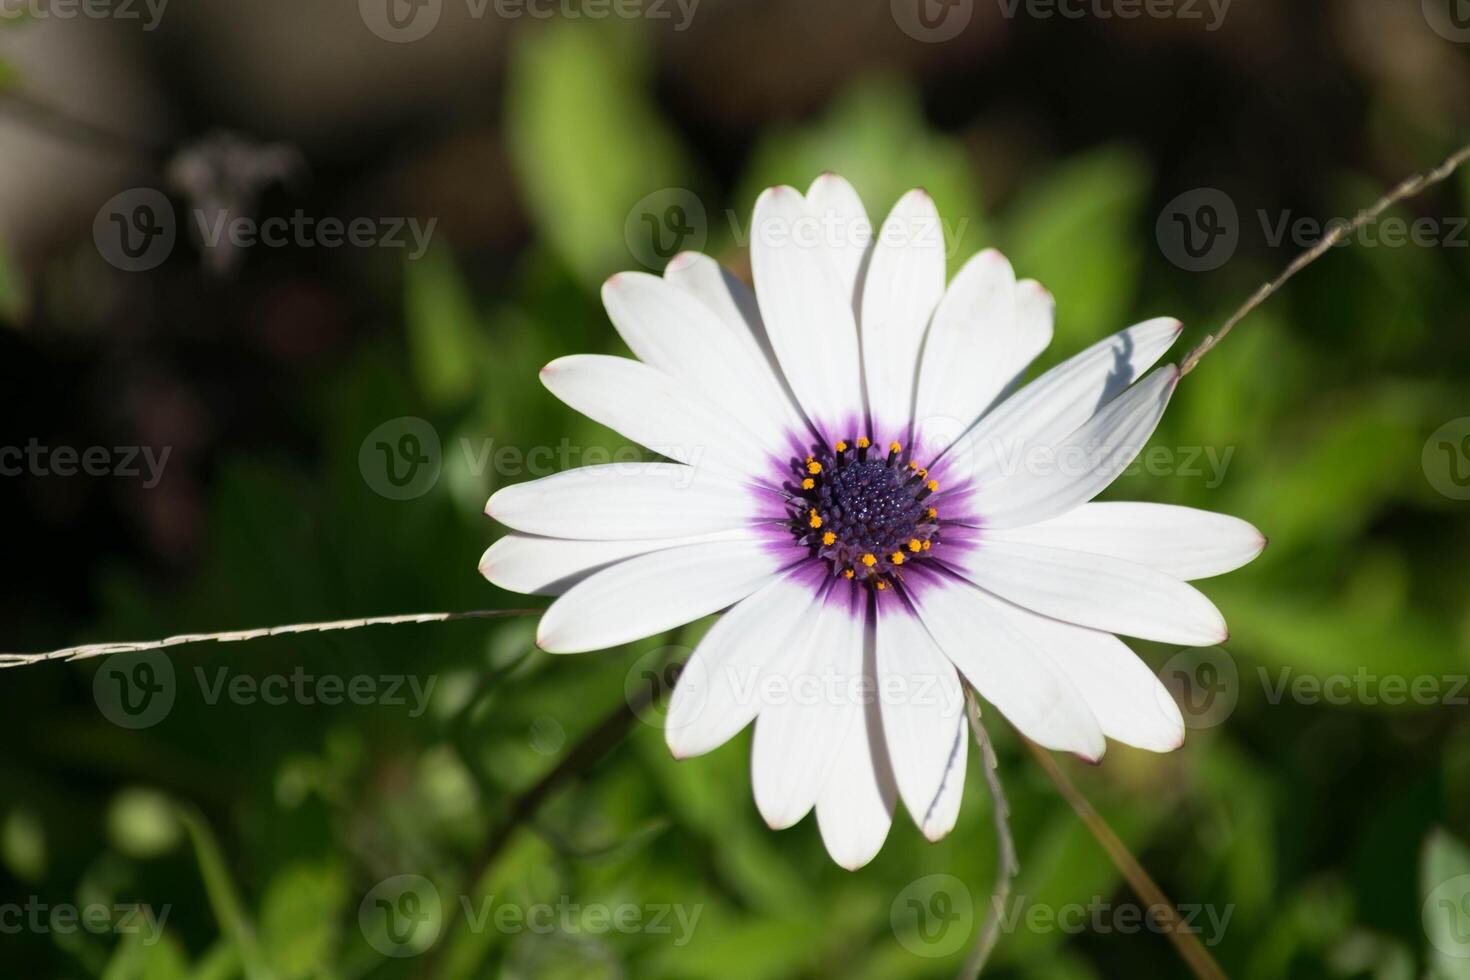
<box><xmin>480</xmin><ymin>174</ymin><xmax>1266</xmax><ymax>870</ymax></box>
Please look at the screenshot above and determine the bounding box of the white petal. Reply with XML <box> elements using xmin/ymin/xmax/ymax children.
<box><xmin>804</xmin><ymin>173</ymin><xmax>873</xmax><ymax>309</ymax></box>
<box><xmin>946</xmin><ymin>317</ymin><xmax>1181</xmax><ymax>484</ymax></box>
<box><xmin>861</xmin><ymin>189</ymin><xmax>947</xmax><ymax>433</ymax></box>
<box><xmin>479</xmin><ymin>529</ymin><xmax>749</xmax><ymax>597</ymax></box>
<box><xmin>913</xmin><ymin>250</ymin><xmax>1020</xmax><ymax>450</ymax></box>
<box><xmin>602</xmin><ymin>272</ymin><xmax>801</xmax><ymax>439</ymax></box>
<box><xmin>751</xmin><ymin>586</ymin><xmax>865</xmax><ymax>829</ymax></box>
<box><xmin>664</xmin><ymin>573</ymin><xmax>821</xmax><ymax>759</ymax></box>
<box><xmin>816</xmin><ymin>684</ymin><xmax>898</xmax><ymax>870</ymax></box>
<box><xmin>920</xmin><ymin>714</ymin><xmax>967</xmax><ymax>842</ymax></box>
<box><xmin>910</xmin><ymin>573</ymin><xmax>1105</xmax><ymax>760</ymax></box>
<box><xmin>486</xmin><ymin>462</ymin><xmax>757</xmax><ymax>540</ymax></box>
<box><xmin>536</xmin><ymin>536</ymin><xmax>787</xmax><ymax>653</ymax></box>
<box><xmin>952</xmin><ymin>539</ymin><xmax>1228</xmax><ymax>646</ymax></box>
<box><xmin>662</xmin><ymin>252</ymin><xmax>805</xmax><ymax>428</ymax></box>
<box><xmin>540</xmin><ymin>354</ymin><xmax>772</xmax><ymax>479</ymax></box>
<box><xmin>971</xmin><ymin>365</ymin><xmax>1179</xmax><ymax>529</ymax></box>
<box><xmin>985</xmin><ymin>502</ymin><xmax>1266</xmax><ymax>581</ymax></box>
<box><xmin>749</xmin><ymin>185</ymin><xmax>864</xmax><ymax>434</ymax></box>
<box><xmin>874</xmin><ymin>605</ymin><xmax>965</xmax><ymax>835</ymax></box>
<box><xmin>995</xmin><ymin>602</ymin><xmax>1185</xmax><ymax>752</ymax></box>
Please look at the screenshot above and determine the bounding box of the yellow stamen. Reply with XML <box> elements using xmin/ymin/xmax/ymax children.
<box><xmin>918</xmin><ymin>468</ymin><xmax>928</xmax><ymax>478</ymax></box>
<box><xmin>890</xmin><ymin>552</ymin><xmax>905</xmax><ymax>565</ymax></box>
<box><xmin>835</xmin><ymin>440</ymin><xmax>848</xmax><ymax>452</ymax></box>
<box><xmin>801</xmin><ymin>478</ymin><xmax>814</xmax><ymax>490</ymax></box>
<box><xmin>822</xmin><ymin>531</ymin><xmax>836</xmax><ymax>546</ymax></box>
<box><xmin>856</xmin><ymin>437</ymin><xmax>870</xmax><ymax>449</ymax></box>
<box><xmin>907</xmin><ymin>461</ymin><xmax>918</xmax><ymax>471</ymax></box>
<box><xmin>922</xmin><ymin>540</ymin><xmax>931</xmax><ymax>551</ymax></box>
<box><xmin>807</xmin><ymin>461</ymin><xmax>822</xmax><ymax>475</ymax></box>
<box><xmin>809</xmin><ymin>509</ymin><xmax>823</xmax><ymax>529</ymax></box>
<box><xmin>926</xmin><ymin>507</ymin><xmax>937</xmax><ymax>519</ymax></box>
<box><xmin>861</xmin><ymin>553</ymin><xmax>877</xmax><ymax>568</ymax></box>
<box><xmin>889</xmin><ymin>441</ymin><xmax>902</xmax><ymax>454</ymax></box>
<box><xmin>843</xmin><ymin>568</ymin><xmax>855</xmax><ymax>580</ymax></box>
<box><xmin>908</xmin><ymin>539</ymin><xmax>922</xmax><ymax>552</ymax></box>
<box><xmin>875</xmin><ymin>580</ymin><xmax>888</xmax><ymax>591</ymax></box>
<box><xmin>926</xmin><ymin>479</ymin><xmax>939</xmax><ymax>492</ymax></box>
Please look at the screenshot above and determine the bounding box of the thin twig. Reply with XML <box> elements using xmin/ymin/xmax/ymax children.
<box><xmin>0</xmin><ymin>609</ymin><xmax>543</xmax><ymax>668</ymax></box>
<box><xmin>1178</xmin><ymin>141</ymin><xmax>1470</xmax><ymax>377</ymax></box>
<box><xmin>1023</xmin><ymin>738</ymin><xmax>1227</xmax><ymax>980</ymax></box>
<box><xmin>956</xmin><ymin>687</ymin><xmax>1020</xmax><ymax>980</ymax></box>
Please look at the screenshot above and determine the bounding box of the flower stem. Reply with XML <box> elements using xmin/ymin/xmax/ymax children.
<box><xmin>1178</xmin><ymin>141</ymin><xmax>1470</xmax><ymax>377</ymax></box>
<box><xmin>1022</xmin><ymin>737</ymin><xmax>1228</xmax><ymax>980</ymax></box>
<box><xmin>0</xmin><ymin>608</ymin><xmax>544</xmax><ymax>668</ymax></box>
<box><xmin>956</xmin><ymin>686</ymin><xmax>1020</xmax><ymax>980</ymax></box>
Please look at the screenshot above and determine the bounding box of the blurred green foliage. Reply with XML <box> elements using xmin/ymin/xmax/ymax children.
<box><xmin>3</xmin><ymin>15</ymin><xmax>1469</xmax><ymax>980</ymax></box>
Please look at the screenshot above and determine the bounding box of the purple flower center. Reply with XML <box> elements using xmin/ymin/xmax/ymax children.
<box><xmin>787</xmin><ymin>439</ymin><xmax>943</xmax><ymax>591</ymax></box>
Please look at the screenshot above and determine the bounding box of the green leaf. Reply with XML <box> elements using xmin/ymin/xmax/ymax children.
<box><xmin>1420</xmin><ymin>829</ymin><xmax>1470</xmax><ymax>978</ymax></box>
<box><xmin>100</xmin><ymin>931</ymin><xmax>190</xmax><ymax>980</ymax></box>
<box><xmin>405</xmin><ymin>248</ymin><xmax>483</xmax><ymax>409</ymax></box>
<box><xmin>1003</xmin><ymin>146</ymin><xmax>1150</xmax><ymax>352</ymax></box>
<box><xmin>177</xmin><ymin>805</ymin><xmax>274</xmax><ymax>980</ymax></box>
<box><xmin>507</xmin><ymin>22</ymin><xmax>692</xmax><ymax>286</ymax></box>
<box><xmin>257</xmin><ymin>861</ymin><xmax>348</xmax><ymax>979</ymax></box>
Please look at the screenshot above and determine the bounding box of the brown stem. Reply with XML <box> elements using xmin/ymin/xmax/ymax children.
<box><xmin>1022</xmin><ymin>738</ymin><xmax>1228</xmax><ymax>980</ymax></box>
<box><xmin>956</xmin><ymin>687</ymin><xmax>1020</xmax><ymax>980</ymax></box>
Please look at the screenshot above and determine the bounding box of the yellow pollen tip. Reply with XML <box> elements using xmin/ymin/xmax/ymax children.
<box><xmin>856</xmin><ymin>437</ymin><xmax>870</xmax><ymax>449</ymax></box>
<box><xmin>907</xmin><ymin>461</ymin><xmax>918</xmax><ymax>471</ymax></box>
<box><xmin>822</xmin><ymin>531</ymin><xmax>836</xmax><ymax>546</ymax></box>
<box><xmin>835</xmin><ymin>441</ymin><xmax>848</xmax><ymax>452</ymax></box>
<box><xmin>908</xmin><ymin>539</ymin><xmax>922</xmax><ymax>552</ymax></box>
<box><xmin>843</xmin><ymin>568</ymin><xmax>855</xmax><ymax>580</ymax></box>
<box><xmin>891</xmin><ymin>552</ymin><xmax>905</xmax><ymax>565</ymax></box>
<box><xmin>926</xmin><ymin>480</ymin><xmax>940</xmax><ymax>492</ymax></box>
<box><xmin>875</xmin><ymin>580</ymin><xmax>888</xmax><ymax>591</ymax></box>
<box><xmin>922</xmin><ymin>540</ymin><xmax>931</xmax><ymax>551</ymax></box>
<box><xmin>889</xmin><ymin>441</ymin><xmax>902</xmax><ymax>454</ymax></box>
<box><xmin>918</xmin><ymin>468</ymin><xmax>928</xmax><ymax>478</ymax></box>
<box><xmin>926</xmin><ymin>507</ymin><xmax>937</xmax><ymax>519</ymax></box>
<box><xmin>807</xmin><ymin>461</ymin><xmax>822</xmax><ymax>475</ymax></box>
<box><xmin>809</xmin><ymin>514</ymin><xmax>823</xmax><ymax>529</ymax></box>
<box><xmin>801</xmin><ymin>478</ymin><xmax>814</xmax><ymax>490</ymax></box>
<box><xmin>861</xmin><ymin>553</ymin><xmax>878</xmax><ymax>568</ymax></box>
